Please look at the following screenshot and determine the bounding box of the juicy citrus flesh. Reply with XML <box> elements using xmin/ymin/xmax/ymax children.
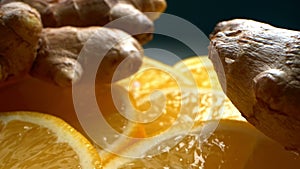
<box><xmin>117</xmin><ymin>120</ymin><xmax>300</xmax><ymax>169</ymax></box>
<box><xmin>99</xmin><ymin>56</ymin><xmax>300</xmax><ymax>168</ymax></box>
<box><xmin>0</xmin><ymin>111</ymin><xmax>102</xmax><ymax>169</ymax></box>
<box><xmin>117</xmin><ymin>57</ymin><xmax>195</xmax><ymax>92</ymax></box>
<box><xmin>97</xmin><ymin>57</ymin><xmax>195</xmax><ymax>139</ymax></box>
<box><xmin>173</xmin><ymin>56</ymin><xmax>222</xmax><ymax>90</ymax></box>
<box><xmin>97</xmin><ymin>88</ymin><xmax>245</xmax><ymax>167</ymax></box>
<box><xmin>98</xmin><ymin>56</ymin><xmax>244</xmax><ymax>166</ymax></box>
<box><xmin>110</xmin><ymin>56</ymin><xmax>244</xmax><ymax>137</ymax></box>
<box><xmin>128</xmin><ymin>88</ymin><xmax>244</xmax><ymax>137</ymax></box>
<box><xmin>0</xmin><ymin>56</ymin><xmax>298</xmax><ymax>168</ymax></box>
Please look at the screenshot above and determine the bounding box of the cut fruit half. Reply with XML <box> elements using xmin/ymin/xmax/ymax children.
<box><xmin>117</xmin><ymin>56</ymin><xmax>196</xmax><ymax>92</ymax></box>
<box><xmin>109</xmin><ymin>56</ymin><xmax>245</xmax><ymax>138</ymax></box>
<box><xmin>96</xmin><ymin>85</ymin><xmax>245</xmax><ymax>140</ymax></box>
<box><xmin>96</xmin><ymin>56</ymin><xmax>245</xmax><ymax>164</ymax></box>
<box><xmin>173</xmin><ymin>56</ymin><xmax>222</xmax><ymax>90</ymax></box>
<box><xmin>0</xmin><ymin>111</ymin><xmax>102</xmax><ymax>169</ymax></box>
<box><xmin>97</xmin><ymin>87</ymin><xmax>246</xmax><ymax>165</ymax></box>
<box><xmin>130</xmin><ymin>87</ymin><xmax>246</xmax><ymax>136</ymax></box>
<box><xmin>105</xmin><ymin>120</ymin><xmax>300</xmax><ymax>169</ymax></box>
<box><xmin>97</xmin><ymin>56</ymin><xmax>299</xmax><ymax>168</ymax></box>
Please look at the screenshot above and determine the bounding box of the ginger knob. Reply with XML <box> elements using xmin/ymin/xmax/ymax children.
<box><xmin>209</xmin><ymin>19</ymin><xmax>300</xmax><ymax>153</ymax></box>
<box><xmin>31</xmin><ymin>26</ymin><xmax>143</xmax><ymax>87</ymax></box>
<box><xmin>0</xmin><ymin>2</ymin><xmax>42</xmax><ymax>83</ymax></box>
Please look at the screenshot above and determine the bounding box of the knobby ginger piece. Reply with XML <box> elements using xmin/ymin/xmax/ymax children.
<box><xmin>1</xmin><ymin>0</ymin><xmax>155</xmax><ymax>44</ymax></box>
<box><xmin>0</xmin><ymin>2</ymin><xmax>42</xmax><ymax>83</ymax></box>
<box><xmin>209</xmin><ymin>19</ymin><xmax>300</xmax><ymax>153</ymax></box>
<box><xmin>108</xmin><ymin>2</ymin><xmax>154</xmax><ymax>44</ymax></box>
<box><xmin>120</xmin><ymin>0</ymin><xmax>167</xmax><ymax>20</ymax></box>
<box><xmin>1</xmin><ymin>0</ymin><xmax>117</xmax><ymax>26</ymax></box>
<box><xmin>31</xmin><ymin>26</ymin><xmax>143</xmax><ymax>87</ymax></box>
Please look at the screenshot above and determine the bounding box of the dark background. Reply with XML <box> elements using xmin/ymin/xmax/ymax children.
<box><xmin>165</xmin><ymin>0</ymin><xmax>299</xmax><ymax>36</ymax></box>
<box><xmin>145</xmin><ymin>0</ymin><xmax>300</xmax><ymax>63</ymax></box>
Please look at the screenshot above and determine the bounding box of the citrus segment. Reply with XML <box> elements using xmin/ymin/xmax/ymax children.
<box><xmin>109</xmin><ymin>57</ymin><xmax>197</xmax><ymax>138</ymax></box>
<box><xmin>97</xmin><ymin>56</ymin><xmax>244</xmax><ymax>141</ymax></box>
<box><xmin>117</xmin><ymin>56</ymin><xmax>196</xmax><ymax>91</ymax></box>
<box><xmin>132</xmin><ymin>88</ymin><xmax>245</xmax><ymax>137</ymax></box>
<box><xmin>117</xmin><ymin>120</ymin><xmax>300</xmax><ymax>169</ymax></box>
<box><xmin>0</xmin><ymin>111</ymin><xmax>102</xmax><ymax>169</ymax></box>
<box><xmin>97</xmin><ymin>87</ymin><xmax>246</xmax><ymax>167</ymax></box>
<box><xmin>97</xmin><ymin>85</ymin><xmax>244</xmax><ymax>141</ymax></box>
<box><xmin>173</xmin><ymin>56</ymin><xmax>222</xmax><ymax>90</ymax></box>
<box><xmin>173</xmin><ymin>56</ymin><xmax>245</xmax><ymax>122</ymax></box>
<box><xmin>97</xmin><ymin>56</ymin><xmax>300</xmax><ymax>168</ymax></box>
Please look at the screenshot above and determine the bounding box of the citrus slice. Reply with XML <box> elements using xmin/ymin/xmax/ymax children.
<box><xmin>173</xmin><ymin>56</ymin><xmax>222</xmax><ymax>90</ymax></box>
<box><xmin>95</xmin><ymin>56</ymin><xmax>244</xmax><ymax>163</ymax></box>
<box><xmin>100</xmin><ymin>56</ymin><xmax>198</xmax><ymax>138</ymax></box>
<box><xmin>97</xmin><ymin>87</ymin><xmax>246</xmax><ymax>166</ymax></box>
<box><xmin>117</xmin><ymin>56</ymin><xmax>196</xmax><ymax>92</ymax></box>
<box><xmin>97</xmin><ymin>85</ymin><xmax>244</xmax><ymax>140</ymax></box>
<box><xmin>131</xmin><ymin>87</ymin><xmax>245</xmax><ymax>137</ymax></box>
<box><xmin>173</xmin><ymin>56</ymin><xmax>244</xmax><ymax>122</ymax></box>
<box><xmin>97</xmin><ymin>56</ymin><xmax>300</xmax><ymax>168</ymax></box>
<box><xmin>0</xmin><ymin>111</ymin><xmax>102</xmax><ymax>169</ymax></box>
<box><xmin>111</xmin><ymin>120</ymin><xmax>300</xmax><ymax>169</ymax></box>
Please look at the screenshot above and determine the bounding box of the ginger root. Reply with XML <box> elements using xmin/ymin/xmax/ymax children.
<box><xmin>120</xmin><ymin>0</ymin><xmax>167</xmax><ymax>20</ymax></box>
<box><xmin>31</xmin><ymin>26</ymin><xmax>143</xmax><ymax>87</ymax></box>
<box><xmin>0</xmin><ymin>2</ymin><xmax>42</xmax><ymax>83</ymax></box>
<box><xmin>0</xmin><ymin>2</ymin><xmax>144</xmax><ymax>87</ymax></box>
<box><xmin>209</xmin><ymin>19</ymin><xmax>300</xmax><ymax>153</ymax></box>
<box><xmin>107</xmin><ymin>2</ymin><xmax>153</xmax><ymax>44</ymax></box>
<box><xmin>1</xmin><ymin>0</ymin><xmax>167</xmax><ymax>44</ymax></box>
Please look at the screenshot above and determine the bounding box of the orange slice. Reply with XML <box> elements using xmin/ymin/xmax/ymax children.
<box><xmin>104</xmin><ymin>56</ymin><xmax>198</xmax><ymax>138</ymax></box>
<box><xmin>96</xmin><ymin>56</ymin><xmax>244</xmax><ymax>162</ymax></box>
<box><xmin>0</xmin><ymin>111</ymin><xmax>102</xmax><ymax>169</ymax></box>
<box><xmin>174</xmin><ymin>56</ymin><xmax>222</xmax><ymax>90</ymax></box>
<box><xmin>110</xmin><ymin>120</ymin><xmax>300</xmax><ymax>169</ymax></box>
<box><xmin>173</xmin><ymin>56</ymin><xmax>244</xmax><ymax>122</ymax></box>
<box><xmin>97</xmin><ymin>56</ymin><xmax>300</xmax><ymax>168</ymax></box>
<box><xmin>116</xmin><ymin>56</ymin><xmax>244</xmax><ymax>137</ymax></box>
<box><xmin>117</xmin><ymin>56</ymin><xmax>196</xmax><ymax>91</ymax></box>
<box><xmin>131</xmin><ymin>87</ymin><xmax>245</xmax><ymax>137</ymax></box>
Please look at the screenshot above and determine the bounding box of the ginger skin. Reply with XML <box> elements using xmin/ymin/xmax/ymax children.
<box><xmin>32</xmin><ymin>26</ymin><xmax>143</xmax><ymax>87</ymax></box>
<box><xmin>1</xmin><ymin>0</ymin><xmax>167</xmax><ymax>44</ymax></box>
<box><xmin>0</xmin><ymin>2</ymin><xmax>144</xmax><ymax>87</ymax></box>
<box><xmin>1</xmin><ymin>0</ymin><xmax>118</xmax><ymax>27</ymax></box>
<box><xmin>209</xmin><ymin>19</ymin><xmax>300</xmax><ymax>153</ymax></box>
<box><xmin>120</xmin><ymin>0</ymin><xmax>167</xmax><ymax>20</ymax></box>
<box><xmin>0</xmin><ymin>2</ymin><xmax>42</xmax><ymax>83</ymax></box>
<box><xmin>107</xmin><ymin>3</ymin><xmax>153</xmax><ymax>45</ymax></box>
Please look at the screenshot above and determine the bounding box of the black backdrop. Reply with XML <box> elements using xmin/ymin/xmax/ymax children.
<box><xmin>144</xmin><ymin>0</ymin><xmax>300</xmax><ymax>62</ymax></box>
<box><xmin>165</xmin><ymin>0</ymin><xmax>300</xmax><ymax>36</ymax></box>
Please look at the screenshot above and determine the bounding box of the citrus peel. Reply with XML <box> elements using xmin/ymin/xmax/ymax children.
<box><xmin>0</xmin><ymin>111</ymin><xmax>102</xmax><ymax>169</ymax></box>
